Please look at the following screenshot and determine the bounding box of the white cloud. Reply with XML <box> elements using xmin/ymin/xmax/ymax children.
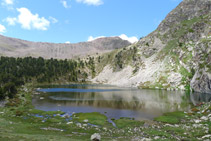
<box><xmin>1</xmin><ymin>0</ymin><xmax>14</xmax><ymax>10</ymax></box>
<box><xmin>76</xmin><ymin>0</ymin><xmax>103</xmax><ymax>6</ymax></box>
<box><xmin>49</xmin><ymin>16</ymin><xmax>58</xmax><ymax>24</ymax></box>
<box><xmin>5</xmin><ymin>8</ymin><xmax>50</xmax><ymax>30</ymax></box>
<box><xmin>119</xmin><ymin>34</ymin><xmax>138</xmax><ymax>43</ymax></box>
<box><xmin>60</xmin><ymin>0</ymin><xmax>71</xmax><ymax>8</ymax></box>
<box><xmin>88</xmin><ymin>34</ymin><xmax>138</xmax><ymax>43</ymax></box>
<box><xmin>0</xmin><ymin>24</ymin><xmax>6</xmax><ymax>33</ymax></box>
<box><xmin>17</xmin><ymin>8</ymin><xmax>50</xmax><ymax>30</ymax></box>
<box><xmin>5</xmin><ymin>17</ymin><xmax>17</xmax><ymax>25</ymax></box>
<box><xmin>2</xmin><ymin>0</ymin><xmax>14</xmax><ymax>5</ymax></box>
<box><xmin>88</xmin><ymin>36</ymin><xmax>105</xmax><ymax>41</ymax></box>
<box><xmin>65</xmin><ymin>41</ymin><xmax>71</xmax><ymax>44</ymax></box>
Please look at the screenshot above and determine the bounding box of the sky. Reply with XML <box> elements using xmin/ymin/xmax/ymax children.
<box><xmin>0</xmin><ymin>0</ymin><xmax>182</xmax><ymax>43</ymax></box>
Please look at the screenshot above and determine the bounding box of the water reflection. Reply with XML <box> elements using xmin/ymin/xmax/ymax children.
<box><xmin>32</xmin><ymin>84</ymin><xmax>211</xmax><ymax>120</ymax></box>
<box><xmin>190</xmin><ymin>92</ymin><xmax>211</xmax><ymax>105</ymax></box>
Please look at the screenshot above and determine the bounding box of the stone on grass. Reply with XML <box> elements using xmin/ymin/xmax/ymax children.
<box><xmin>154</xmin><ymin>136</ymin><xmax>160</xmax><ymax>139</ymax></box>
<box><xmin>66</xmin><ymin>122</ymin><xmax>73</xmax><ymax>125</ymax></box>
<box><xmin>76</xmin><ymin>123</ymin><xmax>82</xmax><ymax>128</ymax></box>
<box><xmin>201</xmin><ymin>116</ymin><xmax>208</xmax><ymax>121</ymax></box>
<box><xmin>83</xmin><ymin>124</ymin><xmax>88</xmax><ymax>127</ymax></box>
<box><xmin>91</xmin><ymin>133</ymin><xmax>101</xmax><ymax>141</ymax></box>
<box><xmin>84</xmin><ymin>119</ymin><xmax>89</xmax><ymax>122</ymax></box>
<box><xmin>202</xmin><ymin>134</ymin><xmax>211</xmax><ymax>139</ymax></box>
<box><xmin>140</xmin><ymin>138</ymin><xmax>151</xmax><ymax>141</ymax></box>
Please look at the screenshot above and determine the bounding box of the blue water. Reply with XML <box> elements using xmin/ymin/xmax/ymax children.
<box><xmin>38</xmin><ymin>88</ymin><xmax>124</xmax><ymax>93</ymax></box>
<box><xmin>33</xmin><ymin>84</ymin><xmax>211</xmax><ymax>120</ymax></box>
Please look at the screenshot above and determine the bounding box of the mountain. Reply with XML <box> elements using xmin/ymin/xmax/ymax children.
<box><xmin>92</xmin><ymin>0</ymin><xmax>211</xmax><ymax>94</ymax></box>
<box><xmin>0</xmin><ymin>35</ymin><xmax>131</xmax><ymax>59</ymax></box>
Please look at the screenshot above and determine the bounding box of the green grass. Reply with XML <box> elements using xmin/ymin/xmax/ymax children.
<box><xmin>144</xmin><ymin>128</ymin><xmax>172</xmax><ymax>138</ymax></box>
<box><xmin>158</xmin><ymin>16</ymin><xmax>203</xmax><ymax>61</ymax></box>
<box><xmin>182</xmin><ymin>52</ymin><xmax>193</xmax><ymax>64</ymax></box>
<box><xmin>158</xmin><ymin>40</ymin><xmax>177</xmax><ymax>59</ymax></box>
<box><xmin>163</xmin><ymin>126</ymin><xmax>185</xmax><ymax>134</ymax></box>
<box><xmin>29</xmin><ymin>109</ymin><xmax>65</xmax><ymax>116</ymax></box>
<box><xmin>154</xmin><ymin>111</ymin><xmax>186</xmax><ymax>124</ymax></box>
<box><xmin>113</xmin><ymin>118</ymin><xmax>144</xmax><ymax>129</ymax></box>
<box><xmin>155</xmin><ymin>116</ymin><xmax>180</xmax><ymax>124</ymax></box>
<box><xmin>95</xmin><ymin>44</ymin><xmax>140</xmax><ymax>73</ymax></box>
<box><xmin>179</xmin><ymin>66</ymin><xmax>193</xmax><ymax>79</ymax></box>
<box><xmin>72</xmin><ymin>112</ymin><xmax>108</xmax><ymax>126</ymax></box>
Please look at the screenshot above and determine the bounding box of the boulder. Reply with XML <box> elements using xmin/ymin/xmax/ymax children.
<box><xmin>91</xmin><ymin>133</ymin><xmax>101</xmax><ymax>141</ymax></box>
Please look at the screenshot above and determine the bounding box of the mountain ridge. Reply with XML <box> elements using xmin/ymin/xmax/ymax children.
<box><xmin>0</xmin><ymin>35</ymin><xmax>131</xmax><ymax>59</ymax></box>
<box><xmin>92</xmin><ymin>0</ymin><xmax>211</xmax><ymax>94</ymax></box>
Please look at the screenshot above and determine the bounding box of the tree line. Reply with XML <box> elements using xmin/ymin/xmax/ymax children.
<box><xmin>0</xmin><ymin>56</ymin><xmax>89</xmax><ymax>100</ymax></box>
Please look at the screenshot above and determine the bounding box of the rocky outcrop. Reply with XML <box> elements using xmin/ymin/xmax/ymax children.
<box><xmin>158</xmin><ymin>0</ymin><xmax>211</xmax><ymax>35</ymax></box>
<box><xmin>92</xmin><ymin>0</ymin><xmax>211</xmax><ymax>94</ymax></box>
<box><xmin>0</xmin><ymin>35</ymin><xmax>131</xmax><ymax>59</ymax></box>
<box><xmin>191</xmin><ymin>70</ymin><xmax>211</xmax><ymax>94</ymax></box>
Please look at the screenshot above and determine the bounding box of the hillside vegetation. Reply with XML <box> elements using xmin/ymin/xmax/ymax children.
<box><xmin>0</xmin><ymin>56</ymin><xmax>94</xmax><ymax>100</ymax></box>
<box><xmin>92</xmin><ymin>0</ymin><xmax>211</xmax><ymax>94</ymax></box>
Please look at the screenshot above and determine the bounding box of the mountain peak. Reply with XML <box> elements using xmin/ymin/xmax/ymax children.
<box><xmin>158</xmin><ymin>0</ymin><xmax>211</xmax><ymax>34</ymax></box>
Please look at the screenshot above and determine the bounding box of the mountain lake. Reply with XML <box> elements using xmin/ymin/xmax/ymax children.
<box><xmin>33</xmin><ymin>84</ymin><xmax>211</xmax><ymax>121</ymax></box>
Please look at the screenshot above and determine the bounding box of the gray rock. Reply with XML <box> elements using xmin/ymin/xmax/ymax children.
<box><xmin>191</xmin><ymin>70</ymin><xmax>211</xmax><ymax>94</ymax></box>
<box><xmin>90</xmin><ymin>133</ymin><xmax>101</xmax><ymax>141</ymax></box>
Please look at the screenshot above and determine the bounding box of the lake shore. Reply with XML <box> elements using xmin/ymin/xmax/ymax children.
<box><xmin>0</xmin><ymin>84</ymin><xmax>210</xmax><ymax>140</ymax></box>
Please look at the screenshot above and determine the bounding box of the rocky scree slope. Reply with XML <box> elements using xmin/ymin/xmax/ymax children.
<box><xmin>0</xmin><ymin>35</ymin><xmax>131</xmax><ymax>59</ymax></box>
<box><xmin>92</xmin><ymin>0</ymin><xmax>211</xmax><ymax>94</ymax></box>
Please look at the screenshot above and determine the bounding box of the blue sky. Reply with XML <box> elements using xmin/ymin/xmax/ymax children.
<box><xmin>0</xmin><ymin>0</ymin><xmax>182</xmax><ymax>43</ymax></box>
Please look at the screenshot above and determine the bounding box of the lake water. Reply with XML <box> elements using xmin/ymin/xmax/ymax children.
<box><xmin>32</xmin><ymin>84</ymin><xmax>211</xmax><ymax>120</ymax></box>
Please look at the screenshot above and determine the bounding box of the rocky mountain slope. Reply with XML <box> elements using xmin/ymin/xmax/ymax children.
<box><xmin>0</xmin><ymin>35</ymin><xmax>131</xmax><ymax>59</ymax></box>
<box><xmin>92</xmin><ymin>0</ymin><xmax>211</xmax><ymax>94</ymax></box>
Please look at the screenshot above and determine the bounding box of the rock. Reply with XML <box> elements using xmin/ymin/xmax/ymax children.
<box><xmin>76</xmin><ymin>123</ymin><xmax>82</xmax><ymax>128</ymax></box>
<box><xmin>191</xmin><ymin>70</ymin><xmax>211</xmax><ymax>94</ymax></box>
<box><xmin>41</xmin><ymin>127</ymin><xmax>64</xmax><ymax>132</ymax></box>
<box><xmin>83</xmin><ymin>124</ymin><xmax>88</xmax><ymax>127</ymax></box>
<box><xmin>140</xmin><ymin>138</ymin><xmax>151</xmax><ymax>141</ymax></box>
<box><xmin>63</xmin><ymin>114</ymin><xmax>70</xmax><ymax>118</ymax></box>
<box><xmin>202</xmin><ymin>134</ymin><xmax>211</xmax><ymax>139</ymax></box>
<box><xmin>201</xmin><ymin>116</ymin><xmax>208</xmax><ymax>121</ymax></box>
<box><xmin>83</xmin><ymin>119</ymin><xmax>89</xmax><ymax>123</ymax></box>
<box><xmin>154</xmin><ymin>136</ymin><xmax>160</xmax><ymax>140</ymax></box>
<box><xmin>66</xmin><ymin>122</ymin><xmax>73</xmax><ymax>125</ymax></box>
<box><xmin>194</xmin><ymin>119</ymin><xmax>201</xmax><ymax>123</ymax></box>
<box><xmin>40</xmin><ymin>97</ymin><xmax>44</xmax><ymax>100</ymax></box>
<box><xmin>90</xmin><ymin>133</ymin><xmax>101</xmax><ymax>141</ymax></box>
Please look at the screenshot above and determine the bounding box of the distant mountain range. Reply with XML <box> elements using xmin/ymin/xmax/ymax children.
<box><xmin>0</xmin><ymin>35</ymin><xmax>131</xmax><ymax>59</ymax></box>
